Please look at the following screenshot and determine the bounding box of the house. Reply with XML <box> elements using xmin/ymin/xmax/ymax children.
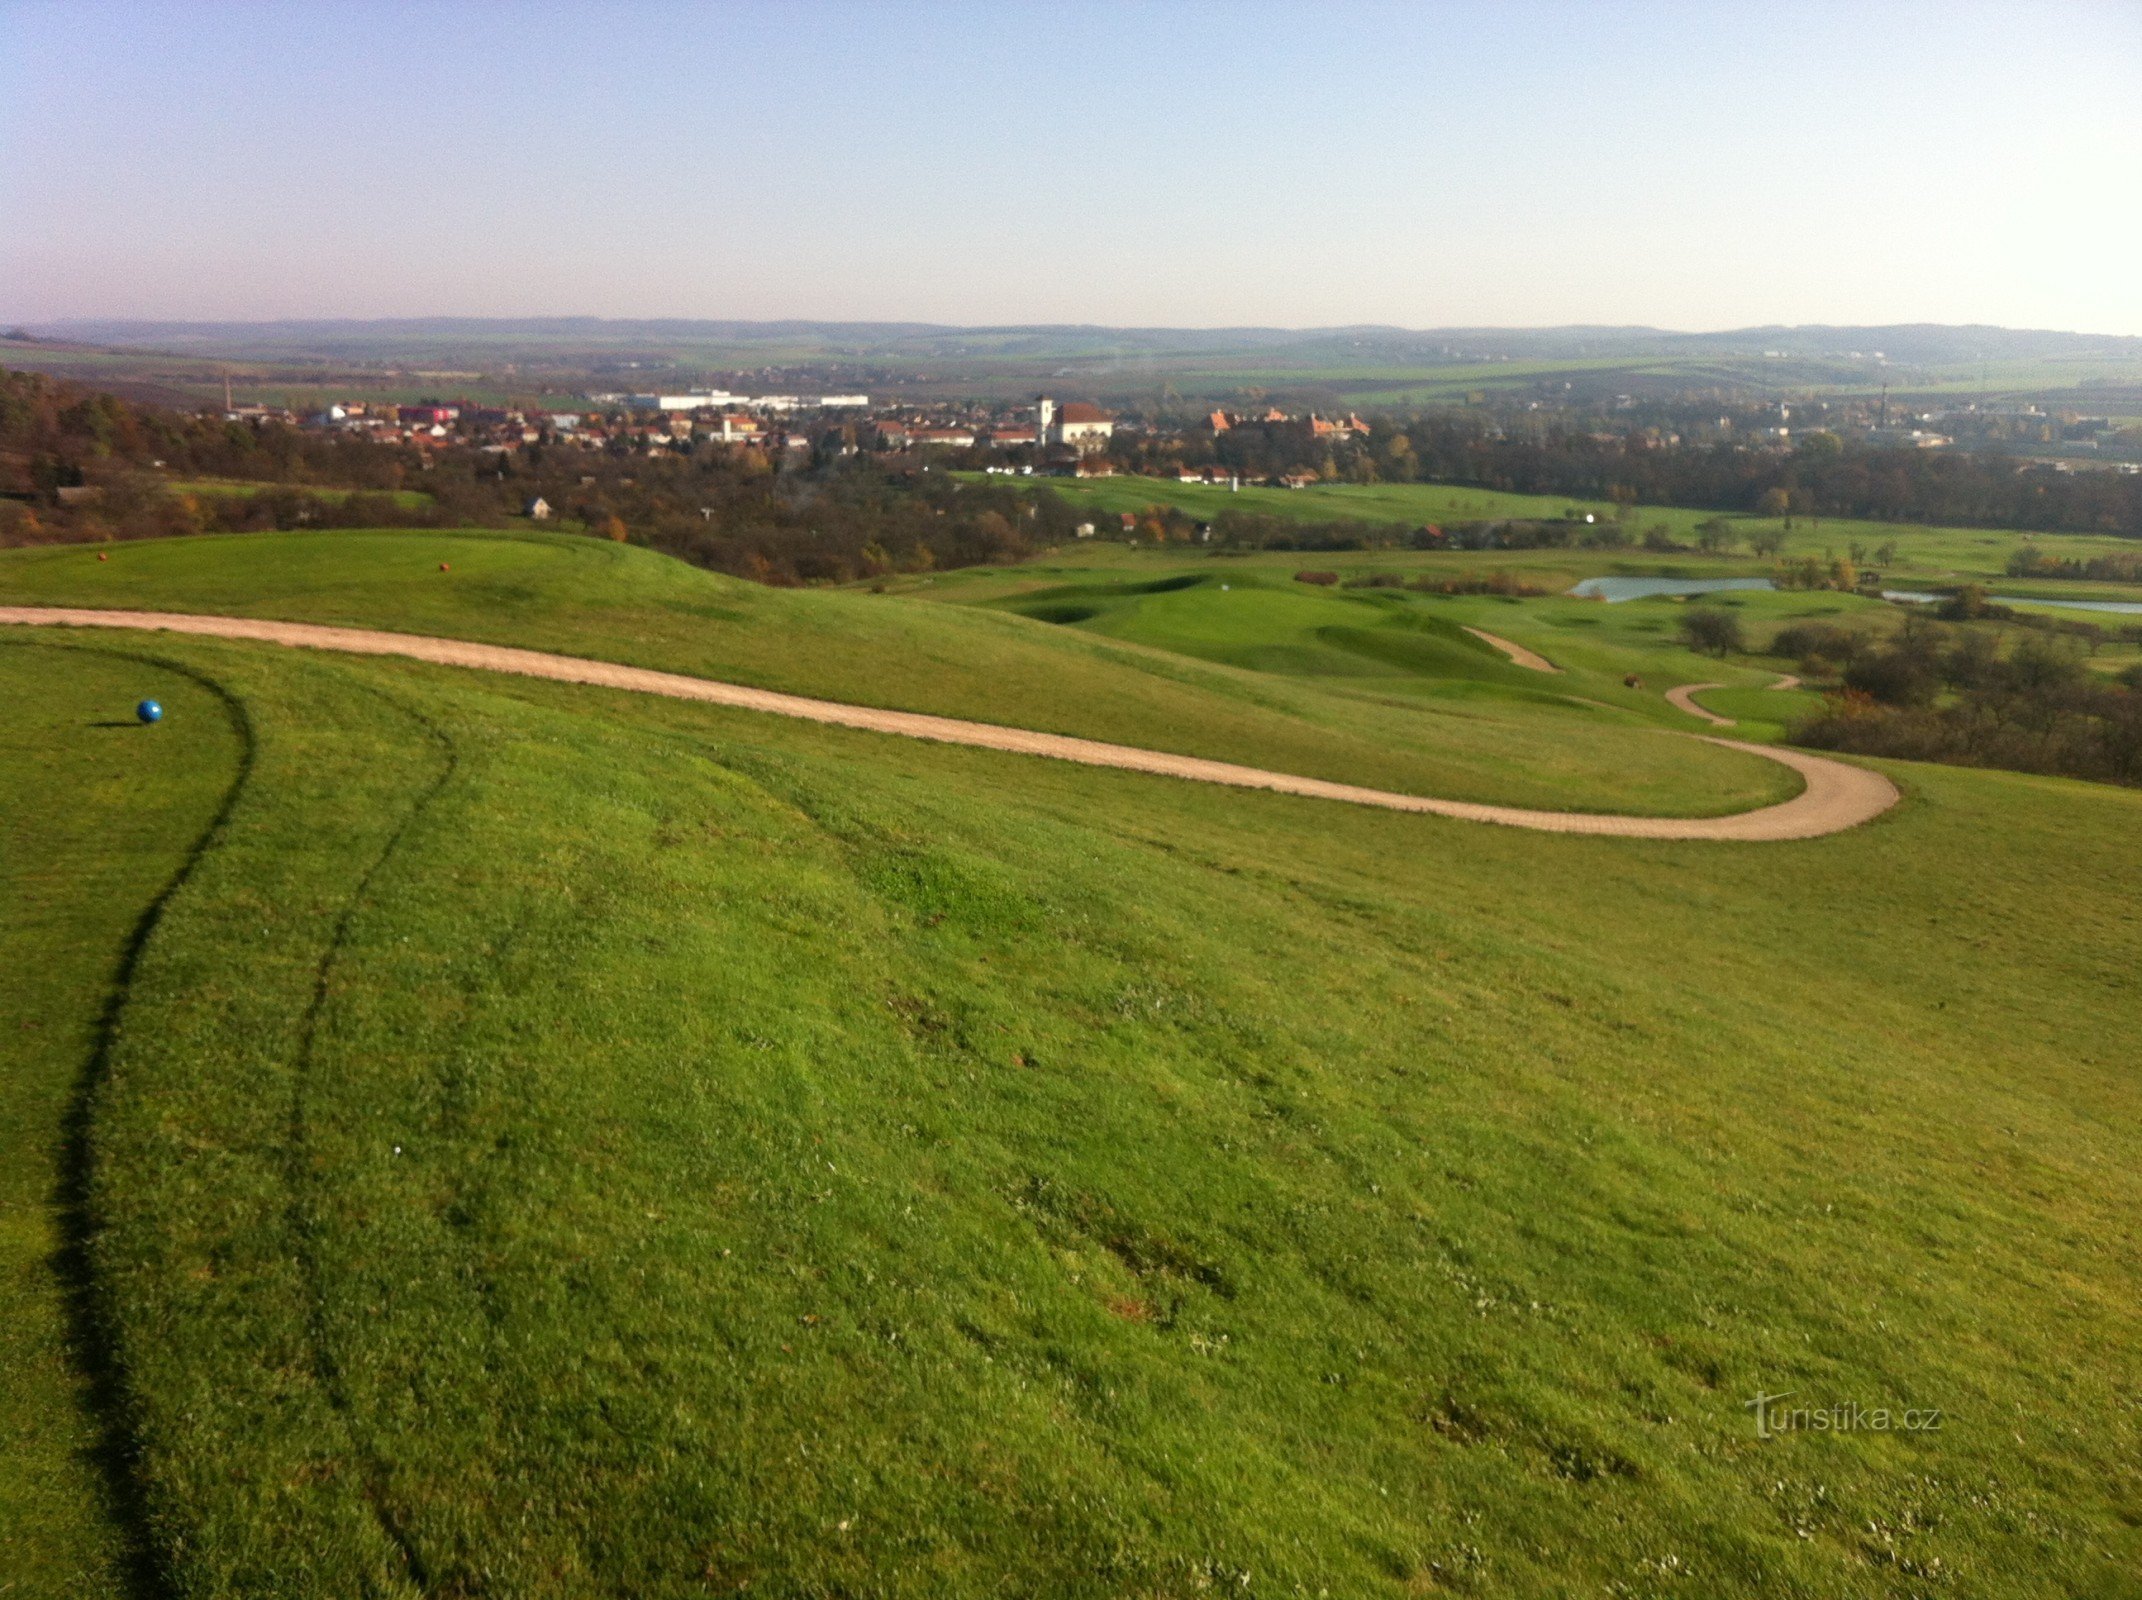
<box><xmin>1308</xmin><ymin>413</ymin><xmax>1371</xmax><ymax>440</ymax></box>
<box><xmin>524</xmin><ymin>496</ymin><xmax>552</xmax><ymax>520</ymax></box>
<box><xmin>709</xmin><ymin>414</ymin><xmax>767</xmax><ymax>444</ymax></box>
<box><xmin>1176</xmin><ymin>465</ymin><xmax>1240</xmax><ymax>489</ymax></box>
<box><xmin>908</xmin><ymin>426</ymin><xmax>977</xmax><ymax>448</ymax></box>
<box><xmin>1206</xmin><ymin>407</ymin><xmax>1368</xmax><ymax>441</ymax></box>
<box><xmin>398</xmin><ymin>404</ymin><xmax>458</xmax><ymax>426</ymax></box>
<box><xmin>985</xmin><ymin>426</ymin><xmax>1040</xmax><ymax>448</ymax></box>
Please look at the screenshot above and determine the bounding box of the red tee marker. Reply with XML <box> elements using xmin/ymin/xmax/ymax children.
<box><xmin>439</xmin><ymin>562</ymin><xmax>451</xmax><ymax>572</ymax></box>
<box><xmin>98</xmin><ymin>551</ymin><xmax>109</xmax><ymax>562</ymax></box>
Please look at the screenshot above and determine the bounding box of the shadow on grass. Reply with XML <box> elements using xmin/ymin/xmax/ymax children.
<box><xmin>50</xmin><ymin>645</ymin><xmax>256</xmax><ymax>1600</ymax></box>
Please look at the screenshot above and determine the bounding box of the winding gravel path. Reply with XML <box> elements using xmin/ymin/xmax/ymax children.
<box><xmin>1</xmin><ymin>607</ymin><xmax>1899</xmax><ymax>841</ymax></box>
<box><xmin>1462</xmin><ymin>626</ymin><xmax>1559</xmax><ymax>673</ymax></box>
<box><xmin>1666</xmin><ymin>673</ymin><xmax>1810</xmax><ymax>729</ymax></box>
<box><xmin>1665</xmin><ymin>682</ymin><xmax>1737</xmax><ymax>727</ymax></box>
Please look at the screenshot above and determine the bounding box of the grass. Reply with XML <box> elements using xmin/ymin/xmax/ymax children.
<box><xmin>912</xmin><ymin>548</ymin><xmax>1902</xmax><ymax>733</ymax></box>
<box><xmin>0</xmin><ymin>528</ymin><xmax>1796</xmax><ymax>816</ymax></box>
<box><xmin>919</xmin><ymin>548</ymin><xmax>2141</xmax><ymax>732</ymax></box>
<box><xmin>167</xmin><ymin>478</ymin><xmax>434</xmax><ymax>509</ymax></box>
<box><xmin>2</xmin><ymin>530</ymin><xmax>2139</xmax><ymax>1596</ymax></box>
<box><xmin>0</xmin><ymin>642</ymin><xmax>246</xmax><ymax>1595</ymax></box>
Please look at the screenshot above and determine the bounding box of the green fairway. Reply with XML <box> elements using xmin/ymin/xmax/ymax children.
<box><xmin>3</xmin><ymin>529</ymin><xmax>2139</xmax><ymax>1596</ymax></box>
<box><xmin>918</xmin><ymin>551</ymin><xmax>1873</xmax><ymax>741</ymax></box>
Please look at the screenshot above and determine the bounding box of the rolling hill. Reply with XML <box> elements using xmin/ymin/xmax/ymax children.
<box><xmin>2</xmin><ymin>528</ymin><xmax>2137</xmax><ymax>1597</ymax></box>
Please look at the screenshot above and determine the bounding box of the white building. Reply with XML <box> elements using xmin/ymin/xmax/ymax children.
<box><xmin>1037</xmin><ymin>395</ymin><xmax>1113</xmax><ymax>452</ymax></box>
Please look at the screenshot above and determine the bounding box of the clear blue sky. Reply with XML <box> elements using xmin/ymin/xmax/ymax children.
<box><xmin>3</xmin><ymin>0</ymin><xmax>2138</xmax><ymax>333</ymax></box>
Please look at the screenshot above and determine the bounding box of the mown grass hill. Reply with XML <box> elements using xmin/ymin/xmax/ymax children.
<box><xmin>3</xmin><ymin>529</ymin><xmax>2138</xmax><ymax>1598</ymax></box>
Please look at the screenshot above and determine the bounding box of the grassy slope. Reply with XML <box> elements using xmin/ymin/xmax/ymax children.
<box><xmin>919</xmin><ymin>555</ymin><xmax>1871</xmax><ymax>739</ymax></box>
<box><xmin>0</xmin><ymin>609</ymin><xmax>2132</xmax><ymax>1597</ymax></box>
<box><xmin>919</xmin><ymin>547</ymin><xmax>2142</xmax><ymax>702</ymax></box>
<box><xmin>0</xmin><ymin>529</ymin><xmax>1795</xmax><ymax>816</ymax></box>
<box><xmin>0</xmin><ymin>642</ymin><xmax>245</xmax><ymax>1595</ymax></box>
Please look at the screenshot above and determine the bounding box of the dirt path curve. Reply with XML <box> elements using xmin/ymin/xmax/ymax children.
<box><xmin>1665</xmin><ymin>682</ymin><xmax>1736</xmax><ymax>727</ymax></box>
<box><xmin>1</xmin><ymin>607</ymin><xmax>1899</xmax><ymax>841</ymax></box>
<box><xmin>1462</xmin><ymin>626</ymin><xmax>1559</xmax><ymax>673</ymax></box>
<box><xmin>1667</xmin><ymin>674</ymin><xmax>1807</xmax><ymax>730</ymax></box>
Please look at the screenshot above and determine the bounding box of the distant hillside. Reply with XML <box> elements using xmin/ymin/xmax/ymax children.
<box><xmin>24</xmin><ymin>317</ymin><xmax>2142</xmax><ymax>369</ymax></box>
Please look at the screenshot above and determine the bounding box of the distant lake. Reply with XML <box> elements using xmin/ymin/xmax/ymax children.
<box><xmin>1567</xmin><ymin>576</ymin><xmax>1776</xmax><ymax>602</ymax></box>
<box><xmin>1884</xmin><ymin>590</ymin><xmax>2142</xmax><ymax>617</ymax></box>
<box><xmin>1567</xmin><ymin>576</ymin><xmax>2142</xmax><ymax>617</ymax></box>
<box><xmin>1998</xmin><ymin>596</ymin><xmax>2142</xmax><ymax>616</ymax></box>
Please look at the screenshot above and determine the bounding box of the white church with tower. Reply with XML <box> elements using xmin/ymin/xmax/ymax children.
<box><xmin>1035</xmin><ymin>395</ymin><xmax>1114</xmax><ymax>453</ymax></box>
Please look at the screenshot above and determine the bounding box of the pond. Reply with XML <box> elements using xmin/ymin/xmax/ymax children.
<box><xmin>1994</xmin><ymin>596</ymin><xmax>2142</xmax><ymax>616</ymax></box>
<box><xmin>1568</xmin><ymin>576</ymin><xmax>2142</xmax><ymax>617</ymax></box>
<box><xmin>1567</xmin><ymin>576</ymin><xmax>1776</xmax><ymax>602</ymax></box>
<box><xmin>1883</xmin><ymin>591</ymin><xmax>2142</xmax><ymax>616</ymax></box>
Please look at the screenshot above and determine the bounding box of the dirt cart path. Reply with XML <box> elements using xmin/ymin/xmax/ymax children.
<box><xmin>1</xmin><ymin>607</ymin><xmax>1899</xmax><ymax>842</ymax></box>
<box><xmin>1462</xmin><ymin>626</ymin><xmax>1559</xmax><ymax>673</ymax></box>
<box><xmin>1665</xmin><ymin>682</ymin><xmax>1737</xmax><ymax>727</ymax></box>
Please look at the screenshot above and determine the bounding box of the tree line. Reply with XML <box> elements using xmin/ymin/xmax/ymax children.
<box><xmin>0</xmin><ymin>367</ymin><xmax>1075</xmax><ymax>583</ymax></box>
<box><xmin>1778</xmin><ymin>612</ymin><xmax>2142</xmax><ymax>787</ymax></box>
<box><xmin>1098</xmin><ymin>414</ymin><xmax>2142</xmax><ymax>538</ymax></box>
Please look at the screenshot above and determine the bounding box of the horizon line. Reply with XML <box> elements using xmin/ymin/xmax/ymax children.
<box><xmin>13</xmin><ymin>315</ymin><xmax>2142</xmax><ymax>343</ymax></box>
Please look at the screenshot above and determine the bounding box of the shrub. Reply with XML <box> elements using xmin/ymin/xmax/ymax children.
<box><xmin>1404</xmin><ymin>571</ymin><xmax>1545</xmax><ymax>597</ymax></box>
<box><xmin>1843</xmin><ymin>647</ymin><xmax>1939</xmax><ymax>707</ymax></box>
<box><xmin>1770</xmin><ymin>622</ymin><xmax>1862</xmax><ymax>671</ymax></box>
<box><xmin>1678</xmin><ymin>606</ymin><xmax>1745</xmax><ymax>657</ymax></box>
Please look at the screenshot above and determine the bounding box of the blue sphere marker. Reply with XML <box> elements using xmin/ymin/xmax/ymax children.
<box><xmin>136</xmin><ymin>699</ymin><xmax>163</xmax><ymax>725</ymax></box>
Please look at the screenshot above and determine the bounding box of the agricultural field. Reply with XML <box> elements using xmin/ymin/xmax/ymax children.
<box><xmin>2</xmin><ymin>528</ymin><xmax>2139</xmax><ymax>1597</ymax></box>
<box><xmin>18</xmin><ymin>326</ymin><xmax>2142</xmax><ymax>412</ymax></box>
<box><xmin>1002</xmin><ymin>473</ymin><xmax>2142</xmax><ymax>588</ymax></box>
<box><xmin>168</xmin><ymin>478</ymin><xmax>434</xmax><ymax>510</ymax></box>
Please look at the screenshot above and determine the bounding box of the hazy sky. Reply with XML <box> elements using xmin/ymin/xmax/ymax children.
<box><xmin>3</xmin><ymin>1</ymin><xmax>2139</xmax><ymax>333</ymax></box>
